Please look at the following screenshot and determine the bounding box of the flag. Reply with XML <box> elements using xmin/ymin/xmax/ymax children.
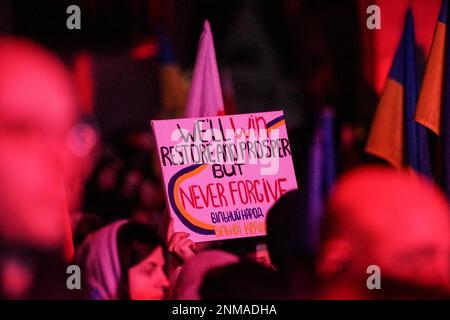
<box><xmin>416</xmin><ymin>0</ymin><xmax>450</xmax><ymax>197</ymax></box>
<box><xmin>306</xmin><ymin>107</ymin><xmax>336</xmax><ymax>253</ymax></box>
<box><xmin>157</xmin><ymin>21</ymin><xmax>225</xmax><ymax>242</ymax></box>
<box><xmin>184</xmin><ymin>20</ymin><xmax>225</xmax><ymax>118</ymax></box>
<box><xmin>443</xmin><ymin>0</ymin><xmax>450</xmax><ymax>197</ymax></box>
<box><xmin>157</xmin><ymin>29</ymin><xmax>189</xmax><ymax>119</ymax></box>
<box><xmin>366</xmin><ymin>9</ymin><xmax>432</xmax><ymax>177</ymax></box>
<box><xmin>415</xmin><ymin>0</ymin><xmax>447</xmax><ymax>135</ymax></box>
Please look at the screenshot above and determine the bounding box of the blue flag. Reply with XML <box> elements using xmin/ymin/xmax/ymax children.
<box><xmin>306</xmin><ymin>107</ymin><xmax>336</xmax><ymax>253</ymax></box>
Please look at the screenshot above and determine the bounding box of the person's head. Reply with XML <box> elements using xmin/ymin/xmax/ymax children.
<box><xmin>77</xmin><ymin>220</ymin><xmax>169</xmax><ymax>300</ymax></box>
<box><xmin>219</xmin><ymin>236</ymin><xmax>270</xmax><ymax>266</ymax></box>
<box><xmin>266</xmin><ymin>189</ymin><xmax>318</xmax><ymax>298</ymax></box>
<box><xmin>169</xmin><ymin>249</ymin><xmax>239</xmax><ymax>300</ymax></box>
<box><xmin>0</xmin><ymin>37</ymin><xmax>77</xmax><ymax>249</ymax></box>
<box><xmin>117</xmin><ymin>221</ymin><xmax>169</xmax><ymax>300</ymax></box>
<box><xmin>266</xmin><ymin>189</ymin><xmax>314</xmax><ymax>271</ymax></box>
<box><xmin>200</xmin><ymin>260</ymin><xmax>282</xmax><ymax>300</ymax></box>
<box><xmin>317</xmin><ymin>166</ymin><xmax>450</xmax><ymax>298</ymax></box>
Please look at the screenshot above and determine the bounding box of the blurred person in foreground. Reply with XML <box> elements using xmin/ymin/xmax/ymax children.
<box><xmin>317</xmin><ymin>166</ymin><xmax>450</xmax><ymax>299</ymax></box>
<box><xmin>0</xmin><ymin>37</ymin><xmax>80</xmax><ymax>299</ymax></box>
<box><xmin>76</xmin><ymin>220</ymin><xmax>169</xmax><ymax>300</ymax></box>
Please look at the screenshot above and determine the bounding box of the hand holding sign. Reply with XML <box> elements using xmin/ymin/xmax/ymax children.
<box><xmin>167</xmin><ymin>218</ymin><xmax>196</xmax><ymax>262</ymax></box>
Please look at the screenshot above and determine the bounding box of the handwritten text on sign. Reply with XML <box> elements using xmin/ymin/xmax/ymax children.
<box><xmin>151</xmin><ymin>111</ymin><xmax>298</xmax><ymax>242</ymax></box>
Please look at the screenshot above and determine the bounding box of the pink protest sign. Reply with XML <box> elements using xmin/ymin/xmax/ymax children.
<box><xmin>151</xmin><ymin>110</ymin><xmax>298</xmax><ymax>242</ymax></box>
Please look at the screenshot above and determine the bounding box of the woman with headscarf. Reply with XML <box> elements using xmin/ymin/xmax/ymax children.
<box><xmin>76</xmin><ymin>220</ymin><xmax>169</xmax><ymax>300</ymax></box>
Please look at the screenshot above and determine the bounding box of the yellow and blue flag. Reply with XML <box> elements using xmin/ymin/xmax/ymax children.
<box><xmin>157</xmin><ymin>29</ymin><xmax>189</xmax><ymax>119</ymax></box>
<box><xmin>416</xmin><ymin>0</ymin><xmax>450</xmax><ymax>197</ymax></box>
<box><xmin>366</xmin><ymin>9</ymin><xmax>432</xmax><ymax>177</ymax></box>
